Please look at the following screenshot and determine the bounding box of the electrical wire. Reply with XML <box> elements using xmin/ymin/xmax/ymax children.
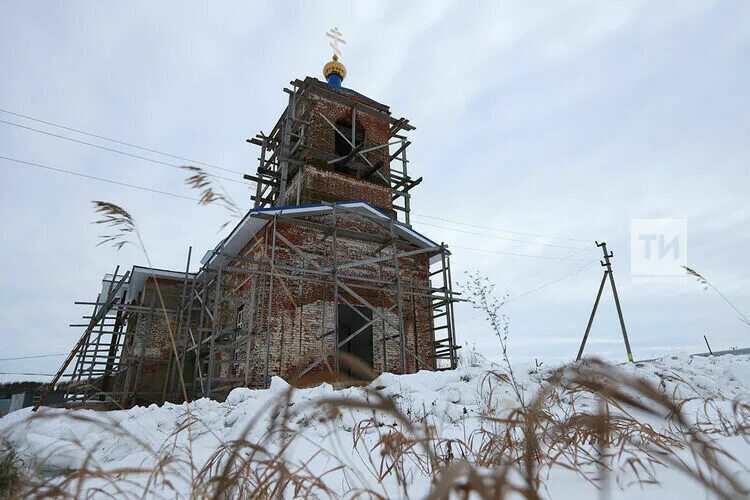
<box><xmin>506</xmin><ymin>260</ymin><xmax>600</xmax><ymax>304</ymax></box>
<box><xmin>411</xmin><ymin>212</ymin><xmax>592</xmax><ymax>243</ymax></box>
<box><xmin>2</xmin><ymin>155</ymin><xmax>595</xmax><ymax>262</ymax></box>
<box><xmin>452</xmin><ymin>245</ymin><xmax>593</xmax><ymax>261</ymax></box>
<box><xmin>0</xmin><ymin>146</ymin><xmax>604</xmax><ymax>266</ymax></box>
<box><xmin>0</xmin><ymin>108</ymin><xmax>597</xmax><ymax>248</ymax></box>
<box><xmin>0</xmin><ymin>353</ymin><xmax>67</xmax><ymax>362</ymax></box>
<box><xmin>465</xmin><ymin>259</ymin><xmax>600</xmax><ymax>320</ymax></box>
<box><xmin>0</xmin><ymin>108</ymin><xmax>601</xmax><ymax>251</ymax></box>
<box><xmin>0</xmin><ymin>372</ymin><xmax>54</xmax><ymax>377</ymax></box>
<box><xmin>1</xmin><ymin>154</ymin><xmax>246</xmax><ymax>214</ymax></box>
<box><xmin>1</xmin><ymin>155</ymin><xmax>201</xmax><ymax>201</ymax></box>
<box><xmin>415</xmin><ymin>220</ymin><xmax>590</xmax><ymax>250</ymax></box>
<box><xmin>3</xmin><ymin>151</ymin><xmax>598</xmax><ymax>317</ymax></box>
<box><xmin>0</xmin><ymin>108</ymin><xmax>244</xmax><ymax>175</ymax></box>
<box><xmin>505</xmin><ymin>246</ymin><xmax>596</xmax><ymax>288</ymax></box>
<box><xmin>0</xmin><ymin>119</ymin><xmax>247</xmax><ymax>185</ymax></box>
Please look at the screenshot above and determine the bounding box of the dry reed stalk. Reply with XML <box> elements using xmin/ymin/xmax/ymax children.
<box><xmin>90</xmin><ymin>201</ymin><xmax>192</xmax><ymax>406</ymax></box>
<box><xmin>6</xmin><ymin>354</ymin><xmax>750</xmax><ymax>499</ymax></box>
<box><xmin>181</xmin><ymin>165</ymin><xmax>243</xmax><ymax>231</ymax></box>
<box><xmin>684</xmin><ymin>266</ymin><xmax>750</xmax><ymax>327</ymax></box>
<box><xmin>11</xmin><ymin>236</ymin><xmax>750</xmax><ymax>498</ymax></box>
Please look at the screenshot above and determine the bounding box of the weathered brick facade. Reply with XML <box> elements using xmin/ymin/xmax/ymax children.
<box><xmin>114</xmin><ymin>277</ymin><xmax>185</xmax><ymax>406</ymax></box>
<box><xmin>284</xmin><ymin>165</ymin><xmax>394</xmax><ymax>214</ymax></box>
<box><xmin>102</xmin><ymin>75</ymin><xmax>455</xmax><ymax>406</ymax></box>
<box><xmin>207</xmin><ymin>80</ymin><xmax>438</xmax><ymax>391</ymax></box>
<box><xmin>281</xmin><ymin>80</ymin><xmax>396</xmax><ymax>215</ymax></box>
<box><xmin>210</xmin><ymin>212</ymin><xmax>435</xmax><ymax>391</ymax></box>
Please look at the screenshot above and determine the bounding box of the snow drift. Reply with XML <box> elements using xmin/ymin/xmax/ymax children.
<box><xmin>1</xmin><ymin>352</ymin><xmax>750</xmax><ymax>498</ymax></box>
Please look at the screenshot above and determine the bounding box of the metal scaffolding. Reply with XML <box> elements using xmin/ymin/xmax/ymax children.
<box><xmin>245</xmin><ymin>77</ymin><xmax>421</xmax><ymax>226</ymax></box>
<box><xmin>169</xmin><ymin>202</ymin><xmax>460</xmax><ymax>401</ymax></box>
<box><xmin>45</xmin><ymin>268</ymin><xmax>131</xmax><ymax>408</ymax></box>
<box><xmin>46</xmin><ymin>208</ymin><xmax>458</xmax><ymax>410</ymax></box>
<box><xmin>40</xmin><ymin>77</ymin><xmax>460</xmax><ymax>410</ymax></box>
<box><xmin>53</xmin><ymin>267</ymin><xmax>187</xmax><ymax>409</ymax></box>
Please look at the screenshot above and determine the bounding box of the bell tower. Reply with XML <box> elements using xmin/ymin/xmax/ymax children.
<box><xmin>54</xmin><ymin>30</ymin><xmax>462</xmax><ymax>410</ymax></box>
<box><xmin>245</xmin><ymin>29</ymin><xmax>421</xmax><ymax>225</ymax></box>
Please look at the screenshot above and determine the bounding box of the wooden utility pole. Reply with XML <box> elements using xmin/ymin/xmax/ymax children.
<box><xmin>576</xmin><ymin>241</ymin><xmax>634</xmax><ymax>362</ymax></box>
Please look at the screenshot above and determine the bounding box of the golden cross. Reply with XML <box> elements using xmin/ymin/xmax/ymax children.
<box><xmin>326</xmin><ymin>27</ymin><xmax>346</xmax><ymax>58</ymax></box>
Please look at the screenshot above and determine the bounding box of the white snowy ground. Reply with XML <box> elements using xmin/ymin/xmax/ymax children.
<box><xmin>2</xmin><ymin>352</ymin><xmax>750</xmax><ymax>498</ymax></box>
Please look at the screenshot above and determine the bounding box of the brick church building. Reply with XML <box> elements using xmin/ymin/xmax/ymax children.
<box><xmin>55</xmin><ymin>48</ymin><xmax>460</xmax><ymax>408</ymax></box>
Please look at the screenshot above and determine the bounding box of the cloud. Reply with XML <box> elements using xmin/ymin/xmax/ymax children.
<box><xmin>0</xmin><ymin>1</ymin><xmax>748</xmax><ymax>378</ymax></box>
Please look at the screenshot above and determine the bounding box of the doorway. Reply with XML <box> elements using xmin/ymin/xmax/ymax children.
<box><xmin>336</xmin><ymin>304</ymin><xmax>373</xmax><ymax>379</ymax></box>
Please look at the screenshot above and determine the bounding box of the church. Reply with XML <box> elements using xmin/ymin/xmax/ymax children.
<box><xmin>57</xmin><ymin>36</ymin><xmax>460</xmax><ymax>408</ymax></box>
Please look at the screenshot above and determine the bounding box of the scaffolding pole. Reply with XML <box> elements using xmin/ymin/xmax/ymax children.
<box><xmin>246</xmin><ymin>77</ymin><xmax>418</xmax><ymax>226</ymax></box>
<box><xmin>164</xmin><ymin>204</ymin><xmax>460</xmax><ymax>401</ymax></box>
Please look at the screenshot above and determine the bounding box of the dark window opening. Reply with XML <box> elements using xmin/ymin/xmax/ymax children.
<box><xmin>336</xmin><ymin>304</ymin><xmax>374</xmax><ymax>379</ymax></box>
<box><xmin>334</xmin><ymin>119</ymin><xmax>365</xmax><ymax>167</ymax></box>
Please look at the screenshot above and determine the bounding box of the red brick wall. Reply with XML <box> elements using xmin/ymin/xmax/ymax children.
<box><xmin>304</xmin><ymin>92</ymin><xmax>391</xmax><ymax>173</ymax></box>
<box><xmin>285</xmin><ymin>89</ymin><xmax>395</xmax><ymax>213</ymax></box>
<box><xmin>223</xmin><ymin>212</ymin><xmax>435</xmax><ymax>389</ymax></box>
<box><xmin>285</xmin><ymin>166</ymin><xmax>393</xmax><ymax>214</ymax></box>
<box><xmin>115</xmin><ymin>278</ymin><xmax>185</xmax><ymax>405</ymax></box>
<box><xmin>117</xmin><ymin>216</ymin><xmax>436</xmax><ymax>402</ymax></box>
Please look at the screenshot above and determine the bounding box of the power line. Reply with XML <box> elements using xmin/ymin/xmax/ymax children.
<box><xmin>452</xmin><ymin>245</ymin><xmax>593</xmax><ymax>261</ymax></box>
<box><xmin>0</xmin><ymin>108</ymin><xmax>596</xmax><ymax>247</ymax></box>
<box><xmin>466</xmin><ymin>258</ymin><xmax>600</xmax><ymax>320</ymax></box>
<box><xmin>3</xmin><ymin>154</ymin><xmax>597</xmax><ymax>275</ymax></box>
<box><xmin>0</xmin><ymin>372</ymin><xmax>55</xmax><ymax>377</ymax></box>
<box><xmin>2</xmin><ymin>154</ymin><xmax>243</xmax><ymax>213</ymax></box>
<box><xmin>1</xmin><ymin>154</ymin><xmax>202</xmax><ymax>202</ymax></box>
<box><xmin>0</xmin><ymin>353</ymin><xmax>67</xmax><ymax>362</ymax></box>
<box><xmin>465</xmin><ymin>259</ymin><xmax>600</xmax><ymax>321</ymax></box>
<box><xmin>415</xmin><ymin>221</ymin><xmax>590</xmax><ymax>250</ymax></box>
<box><xmin>4</xmin><ymin>155</ymin><xmax>592</xmax><ymax>263</ymax></box>
<box><xmin>0</xmin><ymin>108</ymin><xmax>598</xmax><ymax>248</ymax></box>
<box><xmin>0</xmin><ymin>108</ymin><xmax>243</xmax><ymax>175</ymax></box>
<box><xmin>4</xmin><ymin>153</ymin><xmax>598</xmax><ymax>265</ymax></box>
<box><xmin>506</xmin><ymin>246</ymin><xmax>594</xmax><ymax>288</ymax></box>
<box><xmin>507</xmin><ymin>260</ymin><xmax>600</xmax><ymax>304</ymax></box>
<box><xmin>411</xmin><ymin>212</ymin><xmax>591</xmax><ymax>243</ymax></box>
<box><xmin>0</xmin><ymin>118</ymin><xmax>247</xmax><ymax>185</ymax></box>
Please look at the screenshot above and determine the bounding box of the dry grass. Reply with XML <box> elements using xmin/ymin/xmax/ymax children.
<box><xmin>181</xmin><ymin>165</ymin><xmax>243</xmax><ymax>231</ymax></box>
<box><xmin>6</xmin><ymin>351</ymin><xmax>749</xmax><ymax>499</ymax></box>
<box><xmin>0</xmin><ymin>442</ymin><xmax>22</xmax><ymax>498</ymax></box>
<box><xmin>684</xmin><ymin>266</ymin><xmax>749</xmax><ymax>328</ymax></box>
<box><xmin>89</xmin><ymin>201</ymin><xmax>193</xmax><ymax>405</ymax></box>
<box><xmin>92</xmin><ymin>201</ymin><xmax>138</xmax><ymax>251</ymax></box>
<box><xmin>13</xmin><ymin>209</ymin><xmax>748</xmax><ymax>498</ymax></box>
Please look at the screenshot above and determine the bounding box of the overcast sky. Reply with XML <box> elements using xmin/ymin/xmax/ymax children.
<box><xmin>1</xmin><ymin>1</ymin><xmax>749</xmax><ymax>382</ymax></box>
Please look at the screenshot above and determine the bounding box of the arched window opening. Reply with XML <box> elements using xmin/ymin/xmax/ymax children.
<box><xmin>334</xmin><ymin>119</ymin><xmax>365</xmax><ymax>160</ymax></box>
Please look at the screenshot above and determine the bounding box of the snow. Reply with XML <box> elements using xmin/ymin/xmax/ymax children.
<box><xmin>2</xmin><ymin>352</ymin><xmax>750</xmax><ymax>498</ymax></box>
